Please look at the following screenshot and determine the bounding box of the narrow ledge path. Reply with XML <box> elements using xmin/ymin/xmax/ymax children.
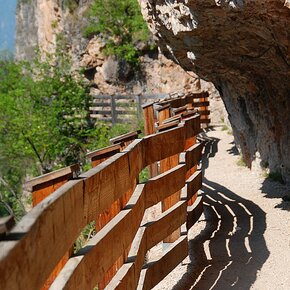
<box><xmin>154</xmin><ymin>126</ymin><xmax>290</xmax><ymax>290</ymax></box>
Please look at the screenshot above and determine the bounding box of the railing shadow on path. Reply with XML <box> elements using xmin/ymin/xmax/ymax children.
<box><xmin>171</xmin><ymin>129</ymin><xmax>269</xmax><ymax>290</ymax></box>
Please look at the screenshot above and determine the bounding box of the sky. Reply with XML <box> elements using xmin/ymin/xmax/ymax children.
<box><xmin>0</xmin><ymin>0</ymin><xmax>17</xmax><ymax>52</ymax></box>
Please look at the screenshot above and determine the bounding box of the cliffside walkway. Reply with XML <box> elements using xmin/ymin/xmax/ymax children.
<box><xmin>154</xmin><ymin>126</ymin><xmax>290</xmax><ymax>290</ymax></box>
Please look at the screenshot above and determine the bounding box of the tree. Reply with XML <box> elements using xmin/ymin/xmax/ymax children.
<box><xmin>0</xmin><ymin>49</ymin><xmax>110</xmax><ymax>219</ymax></box>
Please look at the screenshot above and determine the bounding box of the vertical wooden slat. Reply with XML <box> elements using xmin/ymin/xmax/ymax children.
<box><xmin>25</xmin><ymin>165</ymin><xmax>79</xmax><ymax>290</ymax></box>
<box><xmin>142</xmin><ymin>102</ymin><xmax>158</xmax><ymax>177</ymax></box>
<box><xmin>157</xmin><ymin>104</ymin><xmax>181</xmax><ymax>243</ymax></box>
<box><xmin>111</xmin><ymin>95</ymin><xmax>117</xmax><ymax>125</ymax></box>
<box><xmin>89</xmin><ymin>133</ymin><xmax>140</xmax><ymax>290</ymax></box>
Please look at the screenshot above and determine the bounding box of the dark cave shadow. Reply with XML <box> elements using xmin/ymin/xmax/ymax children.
<box><xmin>171</xmin><ymin>134</ymin><xmax>269</xmax><ymax>290</ymax></box>
<box><xmin>260</xmin><ymin>178</ymin><xmax>290</xmax><ymax>211</ymax></box>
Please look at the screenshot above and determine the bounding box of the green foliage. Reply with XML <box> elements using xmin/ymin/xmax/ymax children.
<box><xmin>236</xmin><ymin>156</ymin><xmax>246</xmax><ymax>167</ymax></box>
<box><xmin>139</xmin><ymin>167</ymin><xmax>149</xmax><ymax>183</ymax></box>
<box><xmin>74</xmin><ymin>221</ymin><xmax>96</xmax><ymax>253</ymax></box>
<box><xmin>83</xmin><ymin>0</ymin><xmax>153</xmax><ymax>65</ymax></box>
<box><xmin>0</xmin><ymin>48</ymin><xmax>100</xmax><ymax>219</ymax></box>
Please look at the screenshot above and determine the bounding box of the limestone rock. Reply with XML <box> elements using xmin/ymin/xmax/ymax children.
<box><xmin>140</xmin><ymin>0</ymin><xmax>290</xmax><ymax>181</ymax></box>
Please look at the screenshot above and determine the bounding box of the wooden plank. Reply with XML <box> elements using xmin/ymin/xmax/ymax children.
<box><xmin>138</xmin><ymin>235</ymin><xmax>188</xmax><ymax>290</ymax></box>
<box><xmin>187</xmin><ymin>196</ymin><xmax>203</xmax><ymax>230</ymax></box>
<box><xmin>143</xmin><ymin>126</ymin><xmax>185</xmax><ymax>167</ymax></box>
<box><xmin>146</xmin><ymin>201</ymin><xmax>187</xmax><ymax>249</ymax></box>
<box><xmin>89</xmin><ymin>115</ymin><xmax>112</xmax><ymax>120</ymax></box>
<box><xmin>157</xmin><ymin>101</ymin><xmax>184</xmax><ymax>244</ymax></box>
<box><xmin>201</xmin><ymin>118</ymin><xmax>211</xmax><ymax>124</ymax></box>
<box><xmin>111</xmin><ymin>96</ymin><xmax>117</xmax><ymax>125</ymax></box>
<box><xmin>110</xmin><ymin>130</ymin><xmax>141</xmax><ymax>145</ymax></box>
<box><xmin>0</xmin><ymin>216</ymin><xmax>15</xmax><ymax>236</ymax></box>
<box><xmin>81</xmin><ymin>153</ymin><xmax>134</xmax><ymax>222</ymax></box>
<box><xmin>172</xmin><ymin>105</ymin><xmax>188</xmax><ymax>115</ymax></box>
<box><xmin>106</xmin><ymin>201</ymin><xmax>187</xmax><ymax>290</ymax></box>
<box><xmin>114</xmin><ymin>95</ymin><xmax>136</xmax><ymax>100</ymax></box>
<box><xmin>145</xmin><ymin>164</ymin><xmax>186</xmax><ymax>208</ymax></box>
<box><xmin>185</xmin><ymin>171</ymin><xmax>203</xmax><ymax>202</ymax></box>
<box><xmin>109</xmin><ymin>227</ymin><xmax>148</xmax><ymax>290</ymax></box>
<box><xmin>199</xmin><ymin>110</ymin><xmax>211</xmax><ymax>116</ymax></box>
<box><xmin>0</xmin><ymin>180</ymin><xmax>85</xmax><ymax>290</ymax></box>
<box><xmin>143</xmin><ymin>103</ymin><xmax>158</xmax><ymax>177</ymax></box>
<box><xmin>89</xmin><ymin>102</ymin><xmax>111</xmax><ymax>107</ymax></box>
<box><xmin>180</xmin><ymin>143</ymin><xmax>204</xmax><ymax>171</ymax></box>
<box><xmin>162</xmin><ymin>115</ymin><xmax>181</xmax><ymax>124</ymax></box>
<box><xmin>182</xmin><ymin>115</ymin><xmax>201</xmax><ymax>141</ymax></box>
<box><xmin>86</xmin><ymin>143</ymin><xmax>123</xmax><ymax>161</ymax></box>
<box><xmin>192</xmin><ymin>101</ymin><xmax>210</xmax><ymax>107</ymax></box>
<box><xmin>156</xmin><ymin>120</ymin><xmax>180</xmax><ymax>132</ymax></box>
<box><xmin>25</xmin><ymin>166</ymin><xmax>80</xmax><ymax>289</ymax></box>
<box><xmin>155</xmin><ymin>103</ymin><xmax>170</xmax><ymax>112</ymax></box>
<box><xmin>24</xmin><ymin>164</ymin><xmax>79</xmax><ymax>192</ymax></box>
<box><xmin>51</xmin><ymin>185</ymin><xmax>146</xmax><ymax>290</ymax></box>
<box><xmin>89</xmin><ymin>110</ymin><xmax>112</xmax><ymax>115</ymax></box>
<box><xmin>91</xmin><ymin>95</ymin><xmax>111</xmax><ymax>100</ymax></box>
<box><xmin>185</xmin><ymin>92</ymin><xmax>207</xmax><ymax>100</ymax></box>
<box><xmin>115</xmin><ymin>110</ymin><xmax>136</xmax><ymax>115</ymax></box>
<box><xmin>181</xmin><ymin>110</ymin><xmax>198</xmax><ymax>119</ymax></box>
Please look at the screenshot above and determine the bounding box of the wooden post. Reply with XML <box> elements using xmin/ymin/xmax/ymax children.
<box><xmin>157</xmin><ymin>104</ymin><xmax>182</xmax><ymax>243</ymax></box>
<box><xmin>136</xmin><ymin>95</ymin><xmax>142</xmax><ymax>120</ymax></box>
<box><xmin>0</xmin><ymin>216</ymin><xmax>15</xmax><ymax>240</ymax></box>
<box><xmin>142</xmin><ymin>102</ymin><xmax>158</xmax><ymax>177</ymax></box>
<box><xmin>25</xmin><ymin>164</ymin><xmax>79</xmax><ymax>290</ymax></box>
<box><xmin>88</xmin><ymin>133</ymin><xmax>140</xmax><ymax>290</ymax></box>
<box><xmin>111</xmin><ymin>95</ymin><xmax>117</xmax><ymax>125</ymax></box>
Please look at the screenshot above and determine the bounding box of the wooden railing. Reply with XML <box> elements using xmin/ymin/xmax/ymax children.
<box><xmin>89</xmin><ymin>92</ymin><xmax>210</xmax><ymax>124</ymax></box>
<box><xmin>0</xmin><ymin>113</ymin><xmax>204</xmax><ymax>290</ymax></box>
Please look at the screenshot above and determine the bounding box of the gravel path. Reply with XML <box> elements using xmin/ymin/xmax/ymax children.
<box><xmin>154</xmin><ymin>126</ymin><xmax>290</xmax><ymax>290</ymax></box>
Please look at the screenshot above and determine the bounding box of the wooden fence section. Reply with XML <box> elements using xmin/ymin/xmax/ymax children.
<box><xmin>0</xmin><ymin>115</ymin><xmax>204</xmax><ymax>290</ymax></box>
<box><xmin>89</xmin><ymin>94</ymin><xmax>166</xmax><ymax>124</ymax></box>
<box><xmin>89</xmin><ymin>92</ymin><xmax>210</xmax><ymax>124</ymax></box>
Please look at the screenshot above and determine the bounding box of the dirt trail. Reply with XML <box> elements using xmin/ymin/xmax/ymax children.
<box><xmin>154</xmin><ymin>126</ymin><xmax>290</xmax><ymax>290</ymax></box>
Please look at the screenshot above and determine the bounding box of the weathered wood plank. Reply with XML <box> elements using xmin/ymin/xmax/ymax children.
<box><xmin>146</xmin><ymin>201</ymin><xmax>187</xmax><ymax>249</ymax></box>
<box><xmin>192</xmin><ymin>101</ymin><xmax>210</xmax><ymax>108</ymax></box>
<box><xmin>143</xmin><ymin>126</ymin><xmax>185</xmax><ymax>166</ymax></box>
<box><xmin>180</xmin><ymin>143</ymin><xmax>204</xmax><ymax>171</ymax></box>
<box><xmin>172</xmin><ymin>105</ymin><xmax>188</xmax><ymax>115</ymax></box>
<box><xmin>145</xmin><ymin>164</ymin><xmax>186</xmax><ymax>208</ymax></box>
<box><xmin>185</xmin><ymin>171</ymin><xmax>203</xmax><ymax>202</ymax></box>
<box><xmin>143</xmin><ymin>103</ymin><xmax>158</xmax><ymax>177</ymax></box>
<box><xmin>162</xmin><ymin>115</ymin><xmax>181</xmax><ymax>124</ymax></box>
<box><xmin>51</xmin><ymin>185</ymin><xmax>145</xmax><ymax>290</ymax></box>
<box><xmin>156</xmin><ymin>120</ymin><xmax>180</xmax><ymax>132</ymax></box>
<box><xmin>0</xmin><ymin>180</ymin><xmax>85</xmax><ymax>290</ymax></box>
<box><xmin>199</xmin><ymin>110</ymin><xmax>211</xmax><ymax>116</ymax></box>
<box><xmin>138</xmin><ymin>235</ymin><xmax>188</xmax><ymax>290</ymax></box>
<box><xmin>0</xmin><ymin>216</ymin><xmax>15</xmax><ymax>236</ymax></box>
<box><xmin>106</xmin><ymin>201</ymin><xmax>187</xmax><ymax>290</ymax></box>
<box><xmin>110</xmin><ymin>130</ymin><xmax>141</xmax><ymax>145</ymax></box>
<box><xmin>201</xmin><ymin>118</ymin><xmax>211</xmax><ymax>124</ymax></box>
<box><xmin>187</xmin><ymin>196</ymin><xmax>203</xmax><ymax>230</ymax></box>
<box><xmin>24</xmin><ymin>164</ymin><xmax>79</xmax><ymax>192</ymax></box>
<box><xmin>86</xmin><ymin>143</ymin><xmax>123</xmax><ymax>165</ymax></box>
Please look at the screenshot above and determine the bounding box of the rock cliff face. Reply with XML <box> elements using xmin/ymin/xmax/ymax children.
<box><xmin>15</xmin><ymin>0</ymin><xmax>222</xmax><ymax>114</ymax></box>
<box><xmin>141</xmin><ymin>0</ymin><xmax>290</xmax><ymax>180</ymax></box>
<box><xmin>16</xmin><ymin>0</ymin><xmax>90</xmax><ymax>60</ymax></box>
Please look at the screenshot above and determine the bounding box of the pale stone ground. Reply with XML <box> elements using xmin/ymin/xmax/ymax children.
<box><xmin>153</xmin><ymin>126</ymin><xmax>290</xmax><ymax>290</ymax></box>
